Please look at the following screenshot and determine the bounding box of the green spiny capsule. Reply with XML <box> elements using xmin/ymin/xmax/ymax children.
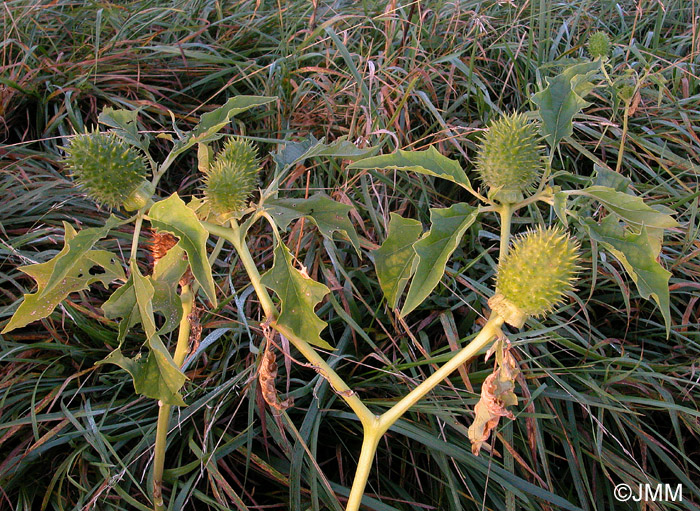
<box><xmin>475</xmin><ymin>112</ymin><xmax>544</xmax><ymax>204</ymax></box>
<box><xmin>489</xmin><ymin>226</ymin><xmax>580</xmax><ymax>328</ymax></box>
<box><xmin>587</xmin><ymin>31</ymin><xmax>611</xmax><ymax>59</ymax></box>
<box><xmin>64</xmin><ymin>130</ymin><xmax>148</xmax><ymax>209</ymax></box>
<box><xmin>203</xmin><ymin>138</ymin><xmax>260</xmax><ymax>215</ymax></box>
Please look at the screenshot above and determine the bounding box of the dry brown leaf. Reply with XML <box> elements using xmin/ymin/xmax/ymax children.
<box><xmin>259</xmin><ymin>345</ymin><xmax>293</xmax><ymax>411</ymax></box>
<box><xmin>468</xmin><ymin>342</ymin><xmax>519</xmax><ymax>455</ymax></box>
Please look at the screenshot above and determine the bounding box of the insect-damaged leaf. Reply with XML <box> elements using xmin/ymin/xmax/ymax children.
<box><xmin>401</xmin><ymin>203</ymin><xmax>478</xmax><ymax>317</ymax></box>
<box><xmin>149</xmin><ymin>194</ymin><xmax>217</xmax><ymax>306</ymax></box>
<box><xmin>2</xmin><ymin>219</ymin><xmax>124</xmax><ymax>333</ymax></box>
<box><xmin>265</xmin><ymin>194</ymin><xmax>361</xmax><ymax>254</ymax></box>
<box><xmin>261</xmin><ymin>241</ymin><xmax>332</xmax><ymax>350</ymax></box>
<box><xmin>373</xmin><ymin>213</ymin><xmax>423</xmax><ymax>310</ymax></box>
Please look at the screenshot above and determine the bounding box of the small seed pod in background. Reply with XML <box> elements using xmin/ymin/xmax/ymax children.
<box><xmin>64</xmin><ymin>130</ymin><xmax>149</xmax><ymax>209</ymax></box>
<box><xmin>489</xmin><ymin>226</ymin><xmax>580</xmax><ymax>328</ymax></box>
<box><xmin>203</xmin><ymin>138</ymin><xmax>260</xmax><ymax>216</ymax></box>
<box><xmin>475</xmin><ymin>112</ymin><xmax>544</xmax><ymax>204</ymax></box>
<box><xmin>587</xmin><ymin>31</ymin><xmax>611</xmax><ymax>59</ymax></box>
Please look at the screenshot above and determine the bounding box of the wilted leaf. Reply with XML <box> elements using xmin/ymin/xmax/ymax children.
<box><xmin>149</xmin><ymin>194</ymin><xmax>217</xmax><ymax>306</ymax></box>
<box><xmin>373</xmin><ymin>213</ymin><xmax>423</xmax><ymax>309</ymax></box>
<box><xmin>265</xmin><ymin>194</ymin><xmax>361</xmax><ymax>254</ymax></box>
<box><xmin>261</xmin><ymin>241</ymin><xmax>332</xmax><ymax>350</ymax></box>
<box><xmin>583</xmin><ymin>216</ymin><xmax>673</xmax><ymax>336</ymax></box>
<box><xmin>401</xmin><ymin>203</ymin><xmax>478</xmax><ymax>316</ymax></box>
<box><xmin>348</xmin><ymin>147</ymin><xmax>472</xmax><ymax>191</ymax></box>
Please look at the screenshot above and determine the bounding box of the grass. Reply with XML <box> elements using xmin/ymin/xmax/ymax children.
<box><xmin>1</xmin><ymin>0</ymin><xmax>699</xmax><ymax>510</ymax></box>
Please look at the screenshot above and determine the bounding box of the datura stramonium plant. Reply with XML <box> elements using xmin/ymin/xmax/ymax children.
<box><xmin>203</xmin><ymin>137</ymin><xmax>261</xmax><ymax>215</ymax></box>
<box><xmin>64</xmin><ymin>130</ymin><xmax>151</xmax><ymax>210</ymax></box>
<box><xmin>489</xmin><ymin>226</ymin><xmax>580</xmax><ymax>328</ymax></box>
<box><xmin>475</xmin><ymin>112</ymin><xmax>544</xmax><ymax>203</ymax></box>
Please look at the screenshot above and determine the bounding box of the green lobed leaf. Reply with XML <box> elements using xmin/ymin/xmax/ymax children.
<box><xmin>190</xmin><ymin>96</ymin><xmax>277</xmax><ymax>140</ymax></box>
<box><xmin>577</xmin><ymin>185</ymin><xmax>679</xmax><ymax>230</ymax></box>
<box><xmin>149</xmin><ymin>193</ymin><xmax>217</xmax><ymax>306</ymax></box>
<box><xmin>401</xmin><ymin>203</ymin><xmax>479</xmax><ymax>317</ymax></box>
<box><xmin>265</xmin><ymin>194</ymin><xmax>361</xmax><ymax>254</ymax></box>
<box><xmin>553</xmin><ymin>191</ymin><xmax>569</xmax><ymax>228</ymax></box>
<box><xmin>593</xmin><ymin>165</ymin><xmax>631</xmax><ymax>192</ymax></box>
<box><xmin>169</xmin><ymin>95</ymin><xmax>276</xmax><ymax>161</ymax></box>
<box><xmin>560</xmin><ymin>60</ymin><xmax>601</xmax><ymax>98</ymax></box>
<box><xmin>44</xmin><ymin>216</ymin><xmax>122</xmax><ymax>293</ymax></box>
<box><xmin>373</xmin><ymin>213</ymin><xmax>423</xmax><ymax>309</ymax></box>
<box><xmin>261</xmin><ymin>241</ymin><xmax>333</xmax><ymax>350</ymax></box>
<box><xmin>532</xmin><ymin>72</ymin><xmax>590</xmax><ymax>149</ymax></box>
<box><xmin>98</xmin><ymin>263</ymin><xmax>187</xmax><ymax>405</ymax></box>
<box><xmin>98</xmin><ymin>107</ymin><xmax>149</xmax><ymax>151</ymax></box>
<box><xmin>102</xmin><ymin>244</ymin><xmax>186</xmax><ymax>341</ymax></box>
<box><xmin>2</xmin><ymin>221</ymin><xmax>125</xmax><ymax>333</ymax></box>
<box><xmin>98</xmin><ymin>345</ymin><xmax>186</xmax><ymax>406</ymax></box>
<box><xmin>347</xmin><ymin>147</ymin><xmax>472</xmax><ymax>191</ymax></box>
<box><xmin>152</xmin><ymin>241</ymin><xmax>188</xmax><ymax>284</ymax></box>
<box><xmin>582</xmin><ymin>216</ymin><xmax>673</xmax><ymax>337</ymax></box>
<box><xmin>150</xmin><ymin>241</ymin><xmax>188</xmax><ymax>335</ymax></box>
<box><xmin>102</xmin><ymin>273</ymin><xmax>140</xmax><ymax>342</ymax></box>
<box><xmin>272</xmin><ymin>135</ymin><xmax>374</xmax><ymax>170</ymax></box>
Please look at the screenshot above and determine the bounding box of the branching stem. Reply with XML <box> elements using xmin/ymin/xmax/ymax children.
<box><xmin>344</xmin><ymin>314</ymin><xmax>504</xmax><ymax>511</ymax></box>
<box><xmin>201</xmin><ymin>219</ymin><xmax>377</xmax><ymax>428</ymax></box>
<box><xmin>202</xmin><ymin>217</ymin><xmax>505</xmax><ymax>511</ymax></box>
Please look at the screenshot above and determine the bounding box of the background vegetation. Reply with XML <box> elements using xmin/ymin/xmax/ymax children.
<box><xmin>1</xmin><ymin>0</ymin><xmax>698</xmax><ymax>510</ymax></box>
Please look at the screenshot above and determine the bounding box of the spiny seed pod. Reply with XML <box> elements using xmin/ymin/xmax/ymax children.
<box><xmin>489</xmin><ymin>226</ymin><xmax>579</xmax><ymax>328</ymax></box>
<box><xmin>64</xmin><ymin>130</ymin><xmax>148</xmax><ymax>209</ymax></box>
<box><xmin>203</xmin><ymin>138</ymin><xmax>260</xmax><ymax>215</ymax></box>
<box><xmin>475</xmin><ymin>113</ymin><xmax>544</xmax><ymax>204</ymax></box>
<box><xmin>587</xmin><ymin>31</ymin><xmax>611</xmax><ymax>59</ymax></box>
